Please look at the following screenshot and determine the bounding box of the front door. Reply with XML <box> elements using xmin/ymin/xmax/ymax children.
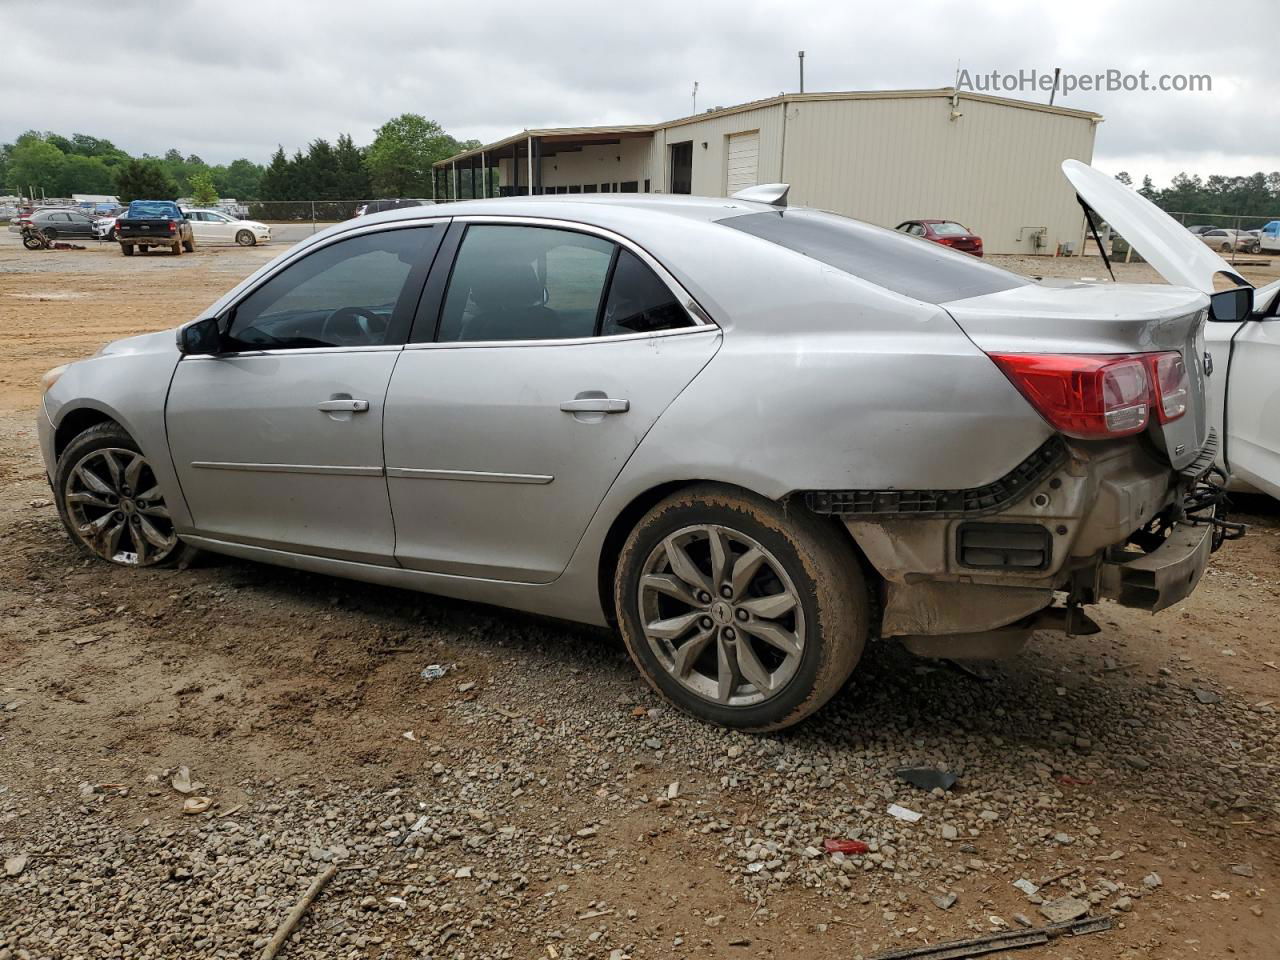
<box><xmin>167</xmin><ymin>223</ymin><xmax>445</xmax><ymax>562</ymax></box>
<box><xmin>1225</xmin><ymin>319</ymin><xmax>1280</xmax><ymax>499</ymax></box>
<box><xmin>384</xmin><ymin>221</ymin><xmax>720</xmax><ymax>582</ymax></box>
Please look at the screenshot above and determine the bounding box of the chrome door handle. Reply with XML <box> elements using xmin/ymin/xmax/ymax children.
<box><xmin>317</xmin><ymin>399</ymin><xmax>370</xmax><ymax>413</ymax></box>
<box><xmin>559</xmin><ymin>398</ymin><xmax>629</xmax><ymax>414</ymax></box>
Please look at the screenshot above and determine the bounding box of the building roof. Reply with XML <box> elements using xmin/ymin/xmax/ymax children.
<box><xmin>435</xmin><ymin>88</ymin><xmax>1103</xmax><ymax>167</ymax></box>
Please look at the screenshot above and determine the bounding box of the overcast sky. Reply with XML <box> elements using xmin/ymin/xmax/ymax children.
<box><xmin>3</xmin><ymin>0</ymin><xmax>1277</xmax><ymax>187</ymax></box>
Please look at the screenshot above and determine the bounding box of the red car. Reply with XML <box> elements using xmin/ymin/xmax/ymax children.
<box><xmin>895</xmin><ymin>219</ymin><xmax>983</xmax><ymax>257</ymax></box>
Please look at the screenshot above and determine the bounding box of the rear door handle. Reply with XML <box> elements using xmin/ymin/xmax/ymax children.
<box><xmin>559</xmin><ymin>398</ymin><xmax>629</xmax><ymax>414</ymax></box>
<box><xmin>317</xmin><ymin>399</ymin><xmax>370</xmax><ymax>413</ymax></box>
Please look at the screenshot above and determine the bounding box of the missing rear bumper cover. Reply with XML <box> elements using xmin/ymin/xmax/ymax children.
<box><xmin>804</xmin><ymin>436</ymin><xmax>1067</xmax><ymax>518</ymax></box>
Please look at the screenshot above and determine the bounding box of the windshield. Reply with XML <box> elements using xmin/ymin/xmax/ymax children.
<box><xmin>719</xmin><ymin>209</ymin><xmax>1026</xmax><ymax>303</ymax></box>
<box><xmin>127</xmin><ymin>200</ymin><xmax>181</xmax><ymax>219</ymax></box>
<box><xmin>930</xmin><ymin>221</ymin><xmax>969</xmax><ymax>236</ymax></box>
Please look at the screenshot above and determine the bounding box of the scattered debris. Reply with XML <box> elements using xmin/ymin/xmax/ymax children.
<box><xmin>1230</xmin><ymin>864</ymin><xmax>1255</xmax><ymax>878</ymax></box>
<box><xmin>28</xmin><ymin>498</ymin><xmax>52</xmax><ymax>508</ymax></box>
<box><xmin>169</xmin><ymin>766</ymin><xmax>203</xmax><ymax>794</ymax></box>
<box><xmin>895</xmin><ymin>766</ymin><xmax>958</xmax><ymax>791</ymax></box>
<box><xmin>1013</xmin><ymin>913</ymin><xmax>1034</xmax><ymax>927</ymax></box>
<box><xmin>1142</xmin><ymin>872</ymin><xmax>1163</xmax><ymax>889</ymax></box>
<box><xmin>420</xmin><ymin>664</ymin><xmax>449</xmax><ymax>681</ymax></box>
<box><xmin>457</xmin><ymin>681</ymin><xmax>476</xmax><ymax>693</ymax></box>
<box><xmin>182</xmin><ymin>797</ymin><xmax>212</xmax><ymax>815</ymax></box>
<box><xmin>4</xmin><ymin>855</ymin><xmax>27</xmax><ymax>877</ymax></box>
<box><xmin>1013</xmin><ymin>878</ymin><xmax>1041</xmax><ymax>897</ymax></box>
<box><xmin>931</xmin><ymin>892</ymin><xmax>957</xmax><ymax>910</ymax></box>
<box><xmin>867</xmin><ymin>915</ymin><xmax>1111</xmax><ymax>960</ymax></box>
<box><xmin>823</xmin><ymin>838</ymin><xmax>870</xmax><ymax>855</ymax></box>
<box><xmin>259</xmin><ymin>864</ymin><xmax>338</xmax><ymax>960</ymax></box>
<box><xmin>1038</xmin><ymin>896</ymin><xmax>1090</xmax><ymax>923</ymax></box>
<box><xmin>402</xmin><ymin>730</ymin><xmax>417</xmax><ymax>741</ymax></box>
<box><xmin>666</xmin><ymin>781</ymin><xmax>680</xmax><ymax>800</ymax></box>
<box><xmin>1192</xmin><ymin>688</ymin><xmax>1222</xmax><ymax>704</ymax></box>
<box><xmin>887</xmin><ymin>804</ymin><xmax>923</xmax><ymax>823</ymax></box>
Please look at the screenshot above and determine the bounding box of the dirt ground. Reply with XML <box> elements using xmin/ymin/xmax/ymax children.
<box><xmin>1</xmin><ymin>235</ymin><xmax>1278</xmax><ymax>960</ymax></box>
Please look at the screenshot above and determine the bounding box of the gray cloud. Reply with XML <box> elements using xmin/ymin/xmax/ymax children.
<box><xmin>2</xmin><ymin>0</ymin><xmax>1277</xmax><ymax>187</ymax></box>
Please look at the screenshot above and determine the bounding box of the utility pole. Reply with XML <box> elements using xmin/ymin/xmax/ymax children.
<box><xmin>798</xmin><ymin>50</ymin><xmax>805</xmax><ymax>93</ymax></box>
<box><xmin>1049</xmin><ymin>66</ymin><xmax>1061</xmax><ymax>106</ymax></box>
<box><xmin>691</xmin><ymin>81</ymin><xmax>698</xmax><ymax>114</ymax></box>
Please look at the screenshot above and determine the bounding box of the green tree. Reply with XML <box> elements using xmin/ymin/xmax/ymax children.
<box><xmin>189</xmin><ymin>169</ymin><xmax>219</xmax><ymax>206</ymax></box>
<box><xmin>334</xmin><ymin>133</ymin><xmax>371</xmax><ymax>200</ymax></box>
<box><xmin>8</xmin><ymin>137</ymin><xmax>66</xmax><ymax>197</ymax></box>
<box><xmin>213</xmin><ymin>158</ymin><xmax>263</xmax><ymax>201</ymax></box>
<box><xmin>114</xmin><ymin>158</ymin><xmax>179</xmax><ymax>203</ymax></box>
<box><xmin>1114</xmin><ymin>171</ymin><xmax>1132</xmax><ymax>187</ymax></box>
<box><xmin>258</xmin><ymin>147</ymin><xmax>290</xmax><ymax>200</ymax></box>
<box><xmin>365</xmin><ymin>114</ymin><xmax>455</xmax><ymax>197</ymax></box>
<box><xmin>57</xmin><ymin>154</ymin><xmax>115</xmax><ymax>195</ymax></box>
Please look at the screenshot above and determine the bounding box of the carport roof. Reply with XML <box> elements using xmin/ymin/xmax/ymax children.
<box><xmin>434</xmin><ymin>88</ymin><xmax>1103</xmax><ymax>167</ymax></box>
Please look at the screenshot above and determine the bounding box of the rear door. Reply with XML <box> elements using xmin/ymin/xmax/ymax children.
<box><xmin>383</xmin><ymin>218</ymin><xmax>720</xmax><ymax>583</ymax></box>
<box><xmin>1224</xmin><ymin>321</ymin><xmax>1280</xmax><ymax>498</ymax></box>
<box><xmin>167</xmin><ymin>221</ymin><xmax>446</xmax><ymax>562</ymax></box>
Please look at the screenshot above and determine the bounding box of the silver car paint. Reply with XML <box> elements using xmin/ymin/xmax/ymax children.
<box><xmin>41</xmin><ymin>193</ymin><xmax>1206</xmax><ymax>630</ymax></box>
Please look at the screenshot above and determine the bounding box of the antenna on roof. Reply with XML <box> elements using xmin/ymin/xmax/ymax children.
<box><xmin>691</xmin><ymin>81</ymin><xmax>699</xmax><ymax>115</ymax></box>
<box><xmin>798</xmin><ymin>51</ymin><xmax>805</xmax><ymax>93</ymax></box>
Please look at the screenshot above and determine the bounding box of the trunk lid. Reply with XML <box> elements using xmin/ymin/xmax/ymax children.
<box><xmin>945</xmin><ymin>281</ymin><xmax>1209</xmax><ymax>470</ymax></box>
<box><xmin>1061</xmin><ymin>159</ymin><xmax>1250</xmax><ymax>294</ymax></box>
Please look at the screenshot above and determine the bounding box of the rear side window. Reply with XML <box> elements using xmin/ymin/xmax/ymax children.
<box><xmin>720</xmin><ymin>209</ymin><xmax>1027</xmax><ymax>303</ymax></box>
<box><xmin>601</xmin><ymin>249</ymin><xmax>694</xmax><ymax>336</ymax></box>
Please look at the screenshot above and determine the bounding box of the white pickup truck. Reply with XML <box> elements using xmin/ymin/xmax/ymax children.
<box><xmin>1067</xmin><ymin>162</ymin><xmax>1280</xmax><ymax>502</ymax></box>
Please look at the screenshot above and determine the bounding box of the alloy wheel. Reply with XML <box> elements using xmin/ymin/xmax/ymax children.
<box><xmin>637</xmin><ymin>524</ymin><xmax>805</xmax><ymax>707</ymax></box>
<box><xmin>62</xmin><ymin>447</ymin><xmax>178</xmax><ymax>566</ymax></box>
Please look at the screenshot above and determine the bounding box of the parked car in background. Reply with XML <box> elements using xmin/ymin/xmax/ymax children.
<box><xmin>1185</xmin><ymin>225</ymin><xmax>1214</xmax><ymax>235</ymax></box>
<box><xmin>894</xmin><ymin>219</ymin><xmax>983</xmax><ymax>256</ymax></box>
<box><xmin>26</xmin><ymin>208</ymin><xmax>100</xmax><ymax>240</ymax></box>
<box><xmin>115</xmin><ymin>200</ymin><xmax>195</xmax><ymax>256</ymax></box>
<box><xmin>1198</xmin><ymin>228</ymin><xmax>1258</xmax><ymax>254</ymax></box>
<box><xmin>1260</xmin><ymin>221</ymin><xmax>1280</xmax><ymax>253</ymax></box>
<box><xmin>353</xmin><ymin>198</ymin><xmax>430</xmax><ymax>218</ymax></box>
<box><xmin>94</xmin><ymin>214</ymin><xmax>121</xmax><ymax>241</ymax></box>
<box><xmin>182</xmin><ymin>208</ymin><xmax>271</xmax><ymax>246</ymax></box>
<box><xmin>38</xmin><ymin>174</ymin><xmax>1229</xmax><ymax>730</ymax></box>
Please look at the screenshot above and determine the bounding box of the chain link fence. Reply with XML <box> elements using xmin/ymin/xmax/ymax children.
<box><xmin>1105</xmin><ymin>209</ymin><xmax>1279</xmax><ymax>266</ymax></box>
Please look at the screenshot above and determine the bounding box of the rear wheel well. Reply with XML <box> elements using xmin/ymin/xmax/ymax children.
<box><xmin>54</xmin><ymin>409</ymin><xmax>119</xmax><ymax>459</ymax></box>
<box><xmin>596</xmin><ymin>480</ymin><xmax>877</xmax><ymax>626</ymax></box>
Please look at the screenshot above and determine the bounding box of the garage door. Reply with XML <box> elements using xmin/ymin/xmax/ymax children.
<box><xmin>725</xmin><ymin>130</ymin><xmax>759</xmax><ymax>195</ymax></box>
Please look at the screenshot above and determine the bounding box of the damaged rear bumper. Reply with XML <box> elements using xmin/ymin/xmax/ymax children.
<box><xmin>1098</xmin><ymin>520</ymin><xmax>1211</xmax><ymax>612</ymax></box>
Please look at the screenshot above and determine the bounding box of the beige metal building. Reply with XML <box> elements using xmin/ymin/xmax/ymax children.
<box><xmin>433</xmin><ymin>88</ymin><xmax>1101</xmax><ymax>256</ymax></box>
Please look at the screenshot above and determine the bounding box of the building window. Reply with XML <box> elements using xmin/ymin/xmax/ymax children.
<box><xmin>620</xmin><ymin>181</ymin><xmax>638</xmax><ymax>193</ymax></box>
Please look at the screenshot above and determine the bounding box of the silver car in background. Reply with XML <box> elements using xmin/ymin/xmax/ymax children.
<box><xmin>37</xmin><ymin>175</ymin><xmax>1238</xmax><ymax>730</ymax></box>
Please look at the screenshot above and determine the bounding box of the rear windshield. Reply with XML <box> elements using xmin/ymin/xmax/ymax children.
<box><xmin>128</xmin><ymin>201</ymin><xmax>181</xmax><ymax>219</ymax></box>
<box><xmin>930</xmin><ymin>221</ymin><xmax>969</xmax><ymax>236</ymax></box>
<box><xmin>719</xmin><ymin>209</ymin><xmax>1027</xmax><ymax>303</ymax></box>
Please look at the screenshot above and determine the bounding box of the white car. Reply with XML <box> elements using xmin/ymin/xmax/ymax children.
<box><xmin>182</xmin><ymin>208</ymin><xmax>271</xmax><ymax>246</ymax></box>
<box><xmin>1066</xmin><ymin>161</ymin><xmax>1280</xmax><ymax>502</ymax></box>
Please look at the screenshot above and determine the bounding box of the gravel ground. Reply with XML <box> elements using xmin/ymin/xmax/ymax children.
<box><xmin>1</xmin><ymin>239</ymin><xmax>1278</xmax><ymax>959</ymax></box>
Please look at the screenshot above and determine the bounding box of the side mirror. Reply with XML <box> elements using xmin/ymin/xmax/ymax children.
<box><xmin>1208</xmin><ymin>287</ymin><xmax>1253</xmax><ymax>323</ymax></box>
<box><xmin>177</xmin><ymin>316</ymin><xmax>223</xmax><ymax>354</ymax></box>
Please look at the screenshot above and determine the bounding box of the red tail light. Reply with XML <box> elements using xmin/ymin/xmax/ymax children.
<box><xmin>168</xmin><ymin>221</ymin><xmax>176</xmax><ymax>233</ymax></box>
<box><xmin>989</xmin><ymin>351</ymin><xmax>1187</xmax><ymax>439</ymax></box>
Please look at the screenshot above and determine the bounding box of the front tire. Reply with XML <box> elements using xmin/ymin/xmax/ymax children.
<box><xmin>43</xmin><ymin>227</ymin><xmax>58</xmax><ymax>240</ymax></box>
<box><xmin>235</xmin><ymin>230</ymin><xmax>255</xmax><ymax>246</ymax></box>
<box><xmin>615</xmin><ymin>485</ymin><xmax>869</xmax><ymax>731</ymax></box>
<box><xmin>54</xmin><ymin>422</ymin><xmax>188</xmax><ymax>568</ymax></box>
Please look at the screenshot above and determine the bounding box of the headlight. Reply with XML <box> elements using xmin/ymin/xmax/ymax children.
<box><xmin>40</xmin><ymin>364</ymin><xmax>67</xmax><ymax>394</ymax></box>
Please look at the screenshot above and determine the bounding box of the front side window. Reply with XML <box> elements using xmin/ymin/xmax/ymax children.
<box><xmin>438</xmin><ymin>225</ymin><xmax>614</xmax><ymax>342</ymax></box>
<box><xmin>226</xmin><ymin>226</ymin><xmax>439</xmax><ymax>350</ymax></box>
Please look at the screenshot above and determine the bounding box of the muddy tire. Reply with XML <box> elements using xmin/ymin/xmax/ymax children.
<box><xmin>183</xmin><ymin>235</ymin><xmax>195</xmax><ymax>253</ymax></box>
<box><xmin>121</xmin><ymin>243</ymin><xmax>134</xmax><ymax>256</ymax></box>
<box><xmin>54</xmin><ymin>421</ymin><xmax>193</xmax><ymax>569</ymax></box>
<box><xmin>172</xmin><ymin>239</ymin><xmax>182</xmax><ymax>255</ymax></box>
<box><xmin>236</xmin><ymin>229</ymin><xmax>255</xmax><ymax>246</ymax></box>
<box><xmin>614</xmin><ymin>484</ymin><xmax>870</xmax><ymax>731</ymax></box>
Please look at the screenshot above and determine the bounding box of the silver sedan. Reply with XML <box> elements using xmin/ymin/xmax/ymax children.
<box><xmin>38</xmin><ymin>181</ymin><xmax>1227</xmax><ymax>730</ymax></box>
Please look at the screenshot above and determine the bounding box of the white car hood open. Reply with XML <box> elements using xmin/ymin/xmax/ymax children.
<box><xmin>1062</xmin><ymin>159</ymin><xmax>1249</xmax><ymax>295</ymax></box>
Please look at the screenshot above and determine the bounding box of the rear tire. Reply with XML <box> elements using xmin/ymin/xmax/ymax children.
<box><xmin>236</xmin><ymin>230</ymin><xmax>255</xmax><ymax>246</ymax></box>
<box><xmin>121</xmin><ymin>243</ymin><xmax>134</xmax><ymax>257</ymax></box>
<box><xmin>614</xmin><ymin>484</ymin><xmax>870</xmax><ymax>731</ymax></box>
<box><xmin>43</xmin><ymin>227</ymin><xmax>58</xmax><ymax>240</ymax></box>
<box><xmin>183</xmin><ymin>236</ymin><xmax>195</xmax><ymax>253</ymax></box>
<box><xmin>1220</xmin><ymin>242</ymin><xmax>1232</xmax><ymax>253</ymax></box>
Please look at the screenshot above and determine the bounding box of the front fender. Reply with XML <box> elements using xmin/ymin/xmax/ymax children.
<box><xmin>42</xmin><ymin>341</ymin><xmax>190</xmax><ymax>529</ymax></box>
